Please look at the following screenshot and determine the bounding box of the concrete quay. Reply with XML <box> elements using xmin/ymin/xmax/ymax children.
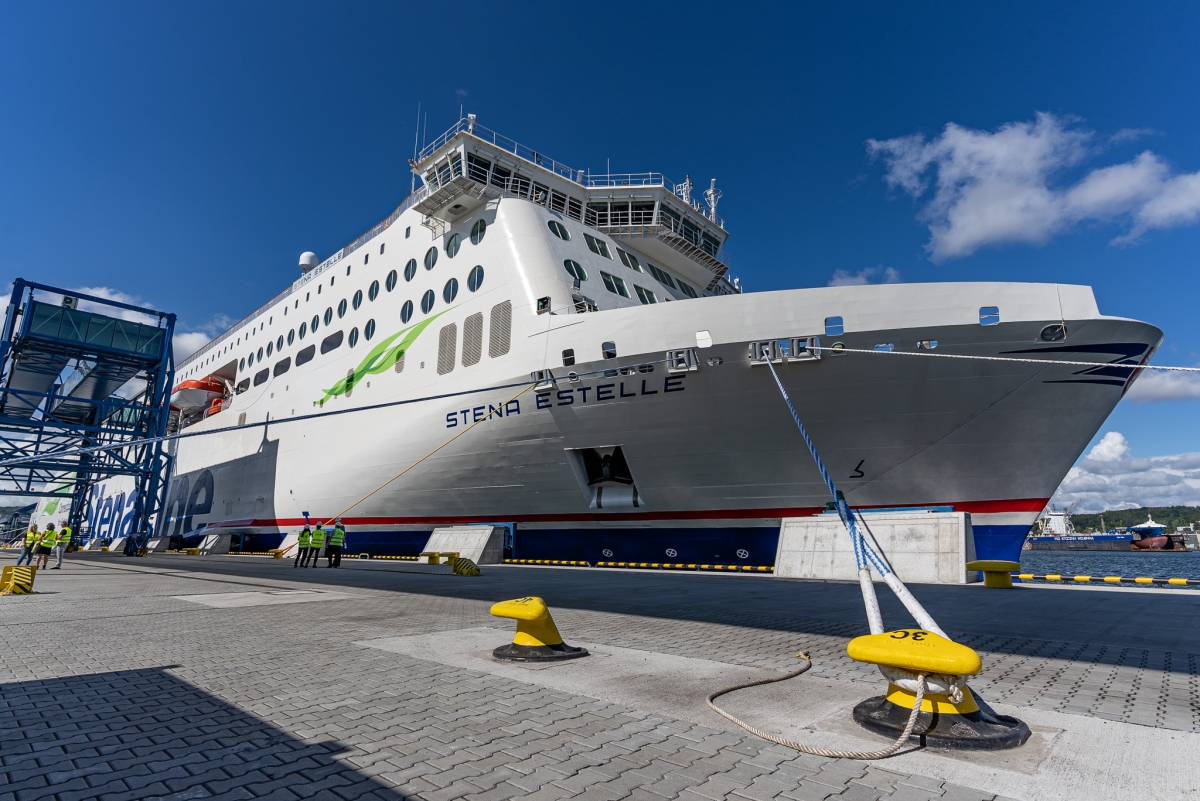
<box><xmin>1</xmin><ymin>552</ymin><xmax>1197</xmax><ymax>801</ymax></box>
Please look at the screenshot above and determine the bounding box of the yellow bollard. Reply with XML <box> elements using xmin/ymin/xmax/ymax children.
<box><xmin>1</xmin><ymin>565</ymin><xmax>38</xmax><ymax>595</ymax></box>
<box><xmin>449</xmin><ymin>557</ymin><xmax>481</xmax><ymax>576</ymax></box>
<box><xmin>489</xmin><ymin>596</ymin><xmax>588</xmax><ymax>662</ymax></box>
<box><xmin>847</xmin><ymin>628</ymin><xmax>1029</xmax><ymax>749</ymax></box>
<box><xmin>965</xmin><ymin>560</ymin><xmax>1020</xmax><ymax>588</ymax></box>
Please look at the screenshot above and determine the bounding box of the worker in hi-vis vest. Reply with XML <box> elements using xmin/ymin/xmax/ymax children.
<box><xmin>53</xmin><ymin>520</ymin><xmax>72</xmax><ymax>569</ymax></box>
<box><xmin>16</xmin><ymin>523</ymin><xmax>38</xmax><ymax>566</ymax></box>
<box><xmin>35</xmin><ymin>523</ymin><xmax>58</xmax><ymax>570</ymax></box>
<box><xmin>294</xmin><ymin>524</ymin><xmax>311</xmax><ymax>568</ymax></box>
<box><xmin>327</xmin><ymin>519</ymin><xmax>345</xmax><ymax>568</ymax></box>
<box><xmin>309</xmin><ymin>523</ymin><xmax>326</xmax><ymax>568</ymax></box>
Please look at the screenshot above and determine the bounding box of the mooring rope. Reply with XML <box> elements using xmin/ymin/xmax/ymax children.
<box><xmin>706</xmin><ymin>654</ymin><xmax>928</xmax><ymax>759</ymax></box>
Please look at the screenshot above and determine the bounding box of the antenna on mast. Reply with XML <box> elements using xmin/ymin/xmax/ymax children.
<box><xmin>679</xmin><ymin>174</ymin><xmax>693</xmax><ymax>204</ymax></box>
<box><xmin>411</xmin><ymin>102</ymin><xmax>421</xmax><ymax>194</ymax></box>
<box><xmin>704</xmin><ymin>178</ymin><xmax>722</xmax><ymax>223</ymax></box>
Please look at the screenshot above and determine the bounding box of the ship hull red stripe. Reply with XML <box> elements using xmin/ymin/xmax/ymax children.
<box><xmin>204</xmin><ymin>497</ymin><xmax>1049</xmax><ymax>529</ymax></box>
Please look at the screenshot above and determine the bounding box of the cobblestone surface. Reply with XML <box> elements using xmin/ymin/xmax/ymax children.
<box><xmin>0</xmin><ymin>555</ymin><xmax>1052</xmax><ymax>801</ymax></box>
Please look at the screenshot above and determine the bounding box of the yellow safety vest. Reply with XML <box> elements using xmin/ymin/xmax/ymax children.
<box><xmin>40</xmin><ymin>529</ymin><xmax>58</xmax><ymax>548</ymax></box>
<box><xmin>310</xmin><ymin>527</ymin><xmax>325</xmax><ymax>548</ymax></box>
<box><xmin>297</xmin><ymin>528</ymin><xmax>311</xmax><ymax>547</ymax></box>
<box><xmin>25</xmin><ymin>529</ymin><xmax>37</xmax><ymax>547</ymax></box>
<box><xmin>330</xmin><ymin>526</ymin><xmax>345</xmax><ymax>547</ymax></box>
<box><xmin>58</xmin><ymin>526</ymin><xmax>72</xmax><ymax>544</ymax></box>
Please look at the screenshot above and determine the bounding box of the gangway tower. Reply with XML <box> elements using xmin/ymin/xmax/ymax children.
<box><xmin>0</xmin><ymin>280</ymin><xmax>175</xmax><ymax>551</ymax></box>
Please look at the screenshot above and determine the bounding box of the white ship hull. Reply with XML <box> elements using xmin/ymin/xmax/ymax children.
<box><xmin>158</xmin><ymin>124</ymin><xmax>1162</xmax><ymax>566</ymax></box>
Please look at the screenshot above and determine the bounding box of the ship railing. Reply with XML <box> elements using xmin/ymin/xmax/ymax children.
<box><xmin>585</xmin><ymin>208</ymin><xmax>729</xmax><ymax>263</ymax></box>
<box><xmin>419</xmin><ymin>118</ymin><xmax>579</xmax><ymax>183</ymax></box>
<box><xmin>584</xmin><ymin>172</ymin><xmax>723</xmax><ymax>227</ymax></box>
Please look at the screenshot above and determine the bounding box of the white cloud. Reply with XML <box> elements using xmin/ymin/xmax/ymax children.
<box><xmin>828</xmin><ymin>266</ymin><xmax>901</xmax><ymax>287</ymax></box>
<box><xmin>1124</xmin><ymin>370</ymin><xmax>1200</xmax><ymax>403</ymax></box>
<box><xmin>867</xmin><ymin>112</ymin><xmax>1200</xmax><ymax>259</ymax></box>
<box><xmin>1051</xmin><ymin>432</ymin><xmax>1200</xmax><ymax>512</ymax></box>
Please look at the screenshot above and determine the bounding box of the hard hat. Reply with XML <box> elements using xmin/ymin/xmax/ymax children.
<box><xmin>336</xmin><ymin>518</ymin><xmax>343</xmax><ymax>524</ymax></box>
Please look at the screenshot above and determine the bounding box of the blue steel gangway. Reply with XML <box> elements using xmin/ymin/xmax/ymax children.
<box><xmin>0</xmin><ymin>279</ymin><xmax>175</xmax><ymax>552</ymax></box>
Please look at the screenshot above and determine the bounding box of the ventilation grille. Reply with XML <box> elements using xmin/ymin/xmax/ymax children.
<box><xmin>462</xmin><ymin>312</ymin><xmax>483</xmax><ymax>366</ymax></box>
<box><xmin>489</xmin><ymin>300</ymin><xmax>512</xmax><ymax>358</ymax></box>
<box><xmin>437</xmin><ymin>323</ymin><xmax>458</xmax><ymax>375</ymax></box>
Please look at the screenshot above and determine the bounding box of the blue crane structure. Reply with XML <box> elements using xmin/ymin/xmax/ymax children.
<box><xmin>0</xmin><ymin>279</ymin><xmax>175</xmax><ymax>553</ymax></box>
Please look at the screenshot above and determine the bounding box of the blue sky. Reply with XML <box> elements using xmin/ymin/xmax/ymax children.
<box><xmin>2</xmin><ymin>2</ymin><xmax>1199</xmax><ymax>510</ymax></box>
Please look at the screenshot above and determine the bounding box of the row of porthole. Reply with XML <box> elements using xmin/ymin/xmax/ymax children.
<box><xmin>232</xmin><ymin>220</ymin><xmax>489</xmax><ymax>375</ymax></box>
<box><xmin>240</xmin><ymin>265</ymin><xmax>486</xmax><ymax>372</ymax></box>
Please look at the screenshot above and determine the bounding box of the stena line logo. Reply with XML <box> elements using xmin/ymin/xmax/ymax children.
<box><xmin>444</xmin><ymin>374</ymin><xmax>685</xmax><ymax>428</ymax></box>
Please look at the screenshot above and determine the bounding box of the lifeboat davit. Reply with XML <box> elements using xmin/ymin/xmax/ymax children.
<box><xmin>171</xmin><ymin>377</ymin><xmax>225</xmax><ymax>413</ymax></box>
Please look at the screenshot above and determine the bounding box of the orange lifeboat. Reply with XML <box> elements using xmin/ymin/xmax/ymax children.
<box><xmin>171</xmin><ymin>376</ymin><xmax>225</xmax><ymax>413</ymax></box>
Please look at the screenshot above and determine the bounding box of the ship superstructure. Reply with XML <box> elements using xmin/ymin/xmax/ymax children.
<box><xmin>160</xmin><ymin>116</ymin><xmax>1163</xmax><ymax>565</ymax></box>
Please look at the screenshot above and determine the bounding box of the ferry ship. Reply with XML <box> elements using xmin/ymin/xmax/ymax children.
<box><xmin>160</xmin><ymin>115</ymin><xmax>1163</xmax><ymax>565</ymax></box>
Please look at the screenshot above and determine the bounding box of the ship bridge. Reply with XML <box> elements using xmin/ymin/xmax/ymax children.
<box><xmin>411</xmin><ymin>115</ymin><xmax>735</xmax><ymax>294</ymax></box>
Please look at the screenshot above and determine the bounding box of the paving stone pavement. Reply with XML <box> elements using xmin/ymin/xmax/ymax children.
<box><xmin>0</xmin><ymin>555</ymin><xmax>1036</xmax><ymax>801</ymax></box>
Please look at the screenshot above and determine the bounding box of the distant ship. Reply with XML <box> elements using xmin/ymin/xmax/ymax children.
<box><xmin>1128</xmin><ymin>515</ymin><xmax>1191</xmax><ymax>550</ymax></box>
<box><xmin>1026</xmin><ymin>508</ymin><xmax>1133</xmax><ymax>551</ymax></box>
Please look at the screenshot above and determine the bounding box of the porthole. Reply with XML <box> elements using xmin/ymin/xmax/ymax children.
<box><xmin>365</xmin><ymin>319</ymin><xmax>376</xmax><ymax>340</ymax></box>
<box><xmin>421</xmin><ymin>289</ymin><xmax>435</xmax><ymax>314</ymax></box>
<box><xmin>386</xmin><ymin>270</ymin><xmax>398</xmax><ymax>292</ymax></box>
<box><xmin>467</xmin><ymin>265</ymin><xmax>484</xmax><ymax>292</ymax></box>
<box><xmin>299</xmin><ymin>322</ymin><xmax>307</xmax><ymax>340</ymax></box>
<box><xmin>239</xmin><ymin>357</ymin><xmax>245</xmax><ymax>370</ymax></box>
<box><xmin>352</xmin><ymin>290</ymin><xmax>363</xmax><ymax>310</ymax></box>
<box><xmin>287</xmin><ymin>330</ymin><xmax>294</xmax><ymax>346</ymax></box>
<box><xmin>445</xmin><ymin>233</ymin><xmax>461</xmax><ymax>258</ymax></box>
<box><xmin>266</xmin><ymin>341</ymin><xmax>273</xmax><ymax>357</ymax></box>
<box><xmin>470</xmin><ymin>219</ymin><xmax>486</xmax><ymax>245</ymax></box>
<box><xmin>368</xmin><ymin>280</ymin><xmax>380</xmax><ymax>301</ymax></box>
<box><xmin>257</xmin><ymin>347</ymin><xmax>264</xmax><ymax>361</ymax></box>
<box><xmin>324</xmin><ymin>307</ymin><xmax>333</xmax><ymax>325</ymax></box>
<box><xmin>548</xmin><ymin>220</ymin><xmax>571</xmax><ymax>240</ymax></box>
<box><xmin>277</xmin><ymin>335</ymin><xmax>284</xmax><ymax>350</ymax></box>
<box><xmin>349</xmin><ymin>327</ymin><xmax>359</xmax><ymax>348</ymax></box>
<box><xmin>337</xmin><ymin>299</ymin><xmax>347</xmax><ymax>318</ymax></box>
<box><xmin>443</xmin><ymin>278</ymin><xmax>459</xmax><ymax>303</ymax></box>
<box><xmin>1040</xmin><ymin>323</ymin><xmax>1067</xmax><ymax>342</ymax></box>
<box><xmin>401</xmin><ymin>300</ymin><xmax>413</xmax><ymax>323</ymax></box>
<box><xmin>248</xmin><ymin>352</ymin><xmax>254</xmax><ymax>367</ymax></box>
<box><xmin>405</xmin><ymin>259</ymin><xmax>417</xmax><ymax>282</ymax></box>
<box><xmin>564</xmin><ymin>259</ymin><xmax>587</xmax><ymax>281</ymax></box>
<box><xmin>311</xmin><ymin>314</ymin><xmax>320</xmax><ymax>332</ymax></box>
<box><xmin>424</xmin><ymin>247</ymin><xmax>438</xmax><ymax>270</ymax></box>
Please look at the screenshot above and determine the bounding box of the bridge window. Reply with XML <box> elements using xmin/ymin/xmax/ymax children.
<box><xmin>600</xmin><ymin>272</ymin><xmax>630</xmax><ymax>299</ymax></box>
<box><xmin>617</xmin><ymin>249</ymin><xmax>643</xmax><ymax>272</ymax></box>
<box><xmin>634</xmin><ymin>285</ymin><xmax>657</xmax><ymax>305</ymax></box>
<box><xmin>646</xmin><ymin>264</ymin><xmax>676</xmax><ymax>289</ymax></box>
<box><xmin>678</xmin><ymin>281</ymin><xmax>698</xmax><ymax>299</ymax></box>
<box><xmin>585</xmin><ymin>233</ymin><xmax>612</xmax><ymax>259</ymax></box>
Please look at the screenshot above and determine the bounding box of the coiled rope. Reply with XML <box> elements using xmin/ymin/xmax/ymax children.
<box><xmin>706</xmin><ymin>654</ymin><xmax>928</xmax><ymax>759</ymax></box>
